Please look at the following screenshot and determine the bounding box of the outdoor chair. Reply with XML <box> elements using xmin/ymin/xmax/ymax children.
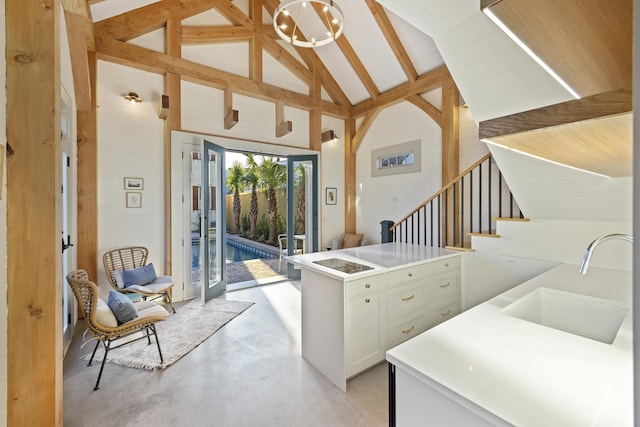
<box><xmin>278</xmin><ymin>234</ymin><xmax>302</xmax><ymax>263</ymax></box>
<box><xmin>66</xmin><ymin>269</ymin><xmax>168</xmax><ymax>390</ymax></box>
<box><xmin>103</xmin><ymin>246</ymin><xmax>176</xmax><ymax>313</ymax></box>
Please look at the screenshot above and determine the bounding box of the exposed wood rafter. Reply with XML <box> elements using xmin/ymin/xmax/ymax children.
<box><xmin>364</xmin><ymin>0</ymin><xmax>418</xmax><ymax>82</ymax></box>
<box><xmin>249</xmin><ymin>0</ymin><xmax>263</xmax><ymax>82</ymax></box>
<box><xmin>61</xmin><ymin>0</ymin><xmax>95</xmax><ymax>50</ymax></box>
<box><xmin>182</xmin><ymin>26</ymin><xmax>252</xmax><ymax>44</ymax></box>
<box><xmin>351</xmin><ymin>65</ymin><xmax>450</xmax><ymax>118</ymax></box>
<box><xmin>64</xmin><ymin>10</ymin><xmax>92</xmax><ymax>111</ymax></box>
<box><xmin>96</xmin><ymin>38</ymin><xmax>349</xmax><ymax>118</ymax></box>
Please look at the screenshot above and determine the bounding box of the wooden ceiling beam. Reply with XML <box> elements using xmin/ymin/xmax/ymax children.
<box><xmin>249</xmin><ymin>0</ymin><xmax>263</xmax><ymax>82</ymax></box>
<box><xmin>364</xmin><ymin>0</ymin><xmax>418</xmax><ymax>83</ymax></box>
<box><xmin>478</xmin><ymin>87</ymin><xmax>632</xmax><ymax>139</ymax></box>
<box><xmin>406</xmin><ymin>94</ymin><xmax>442</xmax><ymax>127</ymax></box>
<box><xmin>96</xmin><ymin>38</ymin><xmax>350</xmax><ymax>118</ymax></box>
<box><xmin>311</xmin><ymin>2</ymin><xmax>379</xmax><ymax>100</ymax></box>
<box><xmin>94</xmin><ymin>0</ymin><xmax>217</xmax><ymax>42</ymax></box>
<box><xmin>351</xmin><ymin>65</ymin><xmax>450</xmax><ymax>118</ymax></box>
<box><xmin>182</xmin><ymin>26</ymin><xmax>253</xmax><ymax>44</ymax></box>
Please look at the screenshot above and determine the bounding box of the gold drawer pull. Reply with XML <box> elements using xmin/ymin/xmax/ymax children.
<box><xmin>402</xmin><ymin>325</ymin><xmax>415</xmax><ymax>334</ymax></box>
<box><xmin>401</xmin><ymin>294</ymin><xmax>415</xmax><ymax>301</ymax></box>
<box><xmin>407</xmin><ymin>272</ymin><xmax>413</xmax><ymax>277</ymax></box>
<box><xmin>365</xmin><ymin>298</ymin><xmax>371</xmax><ymax>303</ymax></box>
<box><xmin>441</xmin><ymin>309</ymin><xmax>452</xmax><ymax>317</ymax></box>
<box><xmin>365</xmin><ymin>283</ymin><xmax>371</xmax><ymax>288</ymax></box>
<box><xmin>440</xmin><ymin>282</ymin><xmax>451</xmax><ymax>288</ymax></box>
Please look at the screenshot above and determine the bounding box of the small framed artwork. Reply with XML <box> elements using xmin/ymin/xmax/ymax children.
<box><xmin>126</xmin><ymin>192</ymin><xmax>142</xmax><ymax>208</ymax></box>
<box><xmin>124</xmin><ymin>177</ymin><xmax>144</xmax><ymax>190</ymax></box>
<box><xmin>325</xmin><ymin>187</ymin><xmax>337</xmax><ymax>205</ymax></box>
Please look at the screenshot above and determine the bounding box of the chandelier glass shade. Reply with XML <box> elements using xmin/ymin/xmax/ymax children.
<box><xmin>273</xmin><ymin>0</ymin><xmax>344</xmax><ymax>48</ymax></box>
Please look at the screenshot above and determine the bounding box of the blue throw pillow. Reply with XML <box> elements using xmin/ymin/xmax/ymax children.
<box><xmin>122</xmin><ymin>263</ymin><xmax>157</xmax><ymax>288</ymax></box>
<box><xmin>107</xmin><ymin>291</ymin><xmax>138</xmax><ymax>324</ymax></box>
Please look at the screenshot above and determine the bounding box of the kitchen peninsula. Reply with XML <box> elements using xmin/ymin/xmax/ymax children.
<box><xmin>286</xmin><ymin>242</ymin><xmax>461</xmax><ymax>392</ymax></box>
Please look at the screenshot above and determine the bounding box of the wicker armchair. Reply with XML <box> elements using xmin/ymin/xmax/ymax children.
<box><xmin>67</xmin><ymin>269</ymin><xmax>168</xmax><ymax>390</ymax></box>
<box><xmin>103</xmin><ymin>246</ymin><xmax>176</xmax><ymax>313</ymax></box>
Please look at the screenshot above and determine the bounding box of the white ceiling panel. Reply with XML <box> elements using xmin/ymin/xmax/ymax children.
<box><xmin>182</xmin><ymin>8</ymin><xmax>232</xmax><ymax>26</ymax></box>
<box><xmin>314</xmin><ymin>43</ymin><xmax>369</xmax><ymax>104</ymax></box>
<box><xmin>129</xmin><ymin>28</ymin><xmax>165</xmax><ymax>53</ymax></box>
<box><xmin>183</xmin><ymin>43</ymin><xmax>249</xmax><ymax>78</ymax></box>
<box><xmin>386</xmin><ymin>9</ymin><xmax>443</xmax><ymax>75</ymax></box>
<box><xmin>340</xmin><ymin>0</ymin><xmax>406</xmax><ymax>92</ymax></box>
<box><xmin>263</xmin><ymin>51</ymin><xmax>309</xmax><ymax>95</ymax></box>
<box><xmin>378</xmin><ymin>0</ymin><xmax>477</xmax><ymax>38</ymax></box>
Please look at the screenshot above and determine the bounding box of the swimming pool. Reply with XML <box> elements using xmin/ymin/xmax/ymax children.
<box><xmin>191</xmin><ymin>238</ymin><xmax>276</xmax><ymax>267</ymax></box>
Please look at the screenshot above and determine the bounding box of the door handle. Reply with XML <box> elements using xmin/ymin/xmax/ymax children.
<box><xmin>61</xmin><ymin>235</ymin><xmax>74</xmax><ymax>253</ymax></box>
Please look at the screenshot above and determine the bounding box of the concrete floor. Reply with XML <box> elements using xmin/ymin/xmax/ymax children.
<box><xmin>63</xmin><ymin>280</ymin><xmax>389</xmax><ymax>427</ymax></box>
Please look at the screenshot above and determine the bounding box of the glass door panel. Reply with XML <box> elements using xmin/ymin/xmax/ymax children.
<box><xmin>202</xmin><ymin>140</ymin><xmax>226</xmax><ymax>302</ymax></box>
<box><xmin>287</xmin><ymin>155</ymin><xmax>318</xmax><ymax>278</ymax></box>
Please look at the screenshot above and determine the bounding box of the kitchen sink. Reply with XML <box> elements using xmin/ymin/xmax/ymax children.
<box><xmin>501</xmin><ymin>287</ymin><xmax>628</xmax><ymax>344</ymax></box>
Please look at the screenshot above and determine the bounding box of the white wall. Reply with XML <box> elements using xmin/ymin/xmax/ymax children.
<box><xmin>356</xmin><ymin>99</ymin><xmax>486</xmax><ymax>244</ymax></box>
<box><xmin>96</xmin><ymin>61</ymin><xmax>166</xmax><ymax>296</ymax></box>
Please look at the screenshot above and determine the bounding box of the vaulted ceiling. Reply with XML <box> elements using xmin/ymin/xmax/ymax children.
<box><xmin>77</xmin><ymin>0</ymin><xmax>455</xmax><ymax>122</ymax></box>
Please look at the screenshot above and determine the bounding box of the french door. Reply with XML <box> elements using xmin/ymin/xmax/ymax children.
<box><xmin>286</xmin><ymin>155</ymin><xmax>318</xmax><ymax>278</ymax></box>
<box><xmin>201</xmin><ymin>140</ymin><xmax>226</xmax><ymax>302</ymax></box>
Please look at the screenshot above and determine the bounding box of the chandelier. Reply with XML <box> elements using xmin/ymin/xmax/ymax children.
<box><xmin>273</xmin><ymin>0</ymin><xmax>344</xmax><ymax>48</ymax></box>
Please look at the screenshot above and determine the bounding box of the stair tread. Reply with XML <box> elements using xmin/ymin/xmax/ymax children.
<box><xmin>492</xmin><ymin>217</ymin><xmax>530</xmax><ymax>222</ymax></box>
<box><xmin>466</xmin><ymin>232</ymin><xmax>501</xmax><ymax>238</ymax></box>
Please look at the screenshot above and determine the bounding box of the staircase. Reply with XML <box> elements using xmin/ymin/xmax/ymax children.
<box><xmin>388</xmin><ymin>153</ymin><xmax>526</xmax><ymax>250</ymax></box>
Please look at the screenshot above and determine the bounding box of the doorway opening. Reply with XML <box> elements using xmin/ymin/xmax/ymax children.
<box><xmin>171</xmin><ymin>134</ymin><xmax>318</xmax><ymax>303</ymax></box>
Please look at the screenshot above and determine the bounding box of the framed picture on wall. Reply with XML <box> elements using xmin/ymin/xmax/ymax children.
<box><xmin>126</xmin><ymin>192</ymin><xmax>142</xmax><ymax>208</ymax></box>
<box><xmin>124</xmin><ymin>177</ymin><xmax>144</xmax><ymax>190</ymax></box>
<box><xmin>325</xmin><ymin>187</ymin><xmax>337</xmax><ymax>205</ymax></box>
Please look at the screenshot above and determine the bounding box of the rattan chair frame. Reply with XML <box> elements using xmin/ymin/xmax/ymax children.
<box><xmin>67</xmin><ymin>269</ymin><xmax>166</xmax><ymax>390</ymax></box>
<box><xmin>103</xmin><ymin>246</ymin><xmax>175</xmax><ymax>313</ymax></box>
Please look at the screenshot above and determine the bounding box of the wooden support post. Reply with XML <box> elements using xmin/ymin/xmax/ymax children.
<box><xmin>275</xmin><ymin>100</ymin><xmax>292</xmax><ymax>137</ymax></box>
<box><xmin>77</xmin><ymin>51</ymin><xmax>98</xmax><ymax>281</ymax></box>
<box><xmin>441</xmin><ymin>76</ymin><xmax>460</xmax><ymax>246</ymax></box>
<box><xmin>344</xmin><ymin>118</ymin><xmax>357</xmax><ymax>234</ymax></box>
<box><xmin>165</xmin><ymin>17</ymin><xmax>182</xmax><ymax>275</ymax></box>
<box><xmin>224</xmin><ymin>87</ymin><xmax>239</xmax><ymax>129</ymax></box>
<box><xmin>309</xmin><ymin>66</ymin><xmax>322</xmax><ymax>151</ymax></box>
<box><xmin>7</xmin><ymin>0</ymin><xmax>62</xmax><ymax>424</ymax></box>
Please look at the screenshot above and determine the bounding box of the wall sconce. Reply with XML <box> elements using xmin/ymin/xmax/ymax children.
<box><xmin>124</xmin><ymin>92</ymin><xmax>142</xmax><ymax>105</ymax></box>
<box><xmin>321</xmin><ymin>129</ymin><xmax>339</xmax><ymax>143</ymax></box>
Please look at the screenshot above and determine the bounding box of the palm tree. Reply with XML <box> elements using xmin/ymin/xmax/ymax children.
<box><xmin>294</xmin><ymin>163</ymin><xmax>306</xmax><ymax>235</ymax></box>
<box><xmin>243</xmin><ymin>154</ymin><xmax>260</xmax><ymax>238</ymax></box>
<box><xmin>226</xmin><ymin>160</ymin><xmax>245</xmax><ymax>234</ymax></box>
<box><xmin>258</xmin><ymin>157</ymin><xmax>286</xmax><ymax>244</ymax></box>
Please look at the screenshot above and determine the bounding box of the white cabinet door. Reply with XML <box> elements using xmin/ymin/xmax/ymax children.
<box><xmin>346</xmin><ymin>292</ymin><xmax>387</xmax><ymax>377</ymax></box>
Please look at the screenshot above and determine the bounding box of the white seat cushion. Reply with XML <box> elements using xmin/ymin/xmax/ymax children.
<box><xmin>133</xmin><ymin>300</ymin><xmax>169</xmax><ymax>320</ymax></box>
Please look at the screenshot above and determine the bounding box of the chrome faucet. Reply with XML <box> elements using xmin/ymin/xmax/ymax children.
<box><xmin>579</xmin><ymin>233</ymin><xmax>633</xmax><ymax>274</ymax></box>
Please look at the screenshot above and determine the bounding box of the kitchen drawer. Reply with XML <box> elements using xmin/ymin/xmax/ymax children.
<box><xmin>387</xmin><ymin>263</ymin><xmax>430</xmax><ymax>288</ymax></box>
<box><xmin>429</xmin><ymin>256</ymin><xmax>460</xmax><ymax>277</ymax></box>
<box><xmin>429</xmin><ymin>271</ymin><xmax>460</xmax><ymax>302</ymax></box>
<box><xmin>388</xmin><ymin>281</ymin><xmax>426</xmax><ymax>321</ymax></box>
<box><xmin>345</xmin><ymin>274</ymin><xmax>387</xmax><ymax>299</ymax></box>
<box><xmin>429</xmin><ymin>300</ymin><xmax>460</xmax><ymax>327</ymax></box>
<box><xmin>388</xmin><ymin>313</ymin><xmax>428</xmax><ymax>348</ymax></box>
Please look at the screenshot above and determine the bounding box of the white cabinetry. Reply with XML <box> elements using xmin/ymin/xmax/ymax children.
<box><xmin>300</xmin><ymin>252</ymin><xmax>461</xmax><ymax>392</ymax></box>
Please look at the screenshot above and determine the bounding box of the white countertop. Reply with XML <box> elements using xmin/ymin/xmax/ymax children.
<box><xmin>386</xmin><ymin>263</ymin><xmax>633</xmax><ymax>426</ymax></box>
<box><xmin>286</xmin><ymin>242</ymin><xmax>458</xmax><ymax>281</ymax></box>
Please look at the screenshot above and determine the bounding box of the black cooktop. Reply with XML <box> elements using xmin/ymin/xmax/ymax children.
<box><xmin>313</xmin><ymin>258</ymin><xmax>374</xmax><ymax>274</ymax></box>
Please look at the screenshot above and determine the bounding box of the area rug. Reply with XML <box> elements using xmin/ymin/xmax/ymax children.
<box><xmin>81</xmin><ymin>298</ymin><xmax>253</xmax><ymax>370</ymax></box>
